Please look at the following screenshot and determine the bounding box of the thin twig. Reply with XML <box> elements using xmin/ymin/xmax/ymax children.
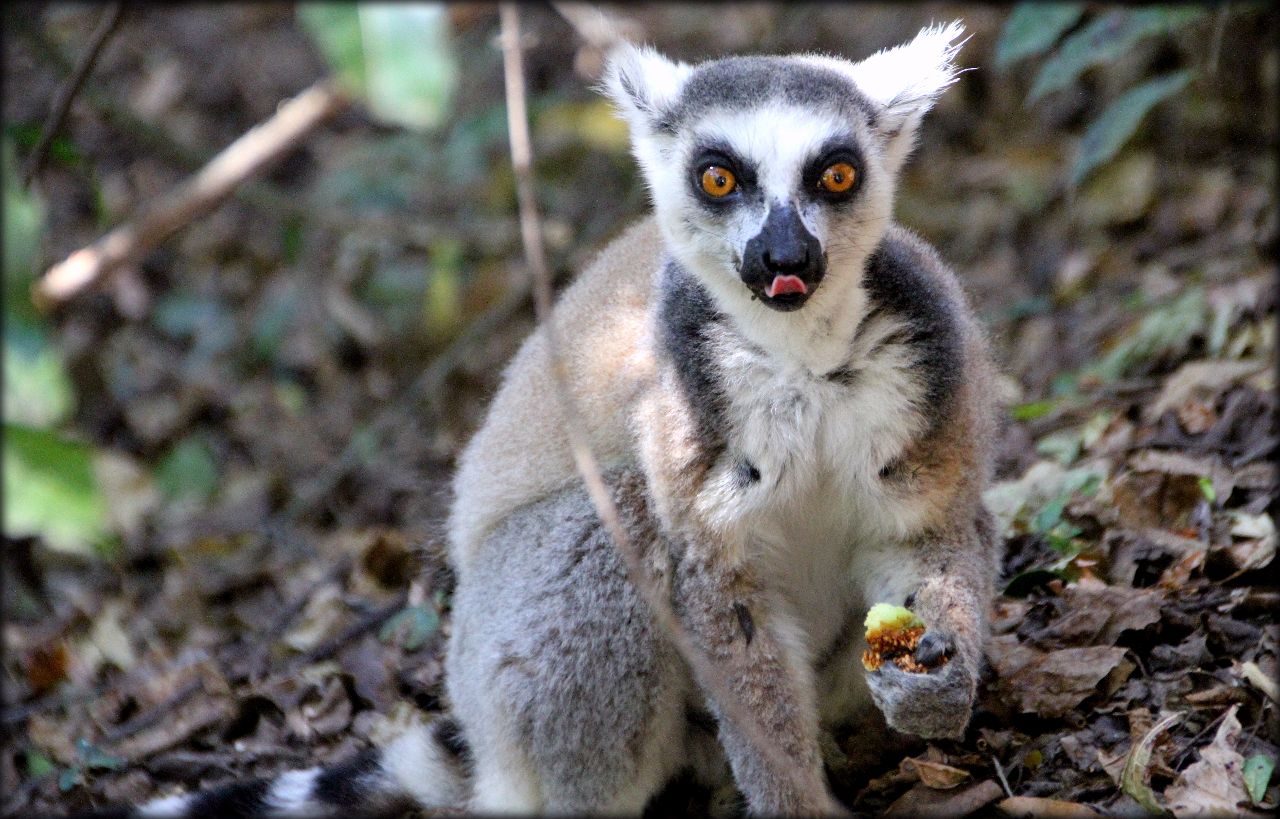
<box><xmin>1205</xmin><ymin>3</ymin><xmax>1230</xmax><ymax>78</ymax></box>
<box><xmin>35</xmin><ymin>80</ymin><xmax>351</xmax><ymax>307</ymax></box>
<box><xmin>244</xmin><ymin>554</ymin><xmax>355</xmax><ymax>679</ymax></box>
<box><xmin>991</xmin><ymin>753</ymin><xmax>1014</xmax><ymax>798</ymax></box>
<box><xmin>101</xmin><ymin>679</ymin><xmax>203</xmax><ymax>745</ymax></box>
<box><xmin>285</xmin><ymin>593</ymin><xmax>407</xmax><ymax>674</ymax></box>
<box><xmin>20</xmin><ymin>3</ymin><xmax>125</xmax><ymax>188</ymax></box>
<box><xmin>498</xmin><ymin>1</ymin><xmax>813</xmax><ymax>795</ymax></box>
<box><xmin>500</xmin><ymin>3</ymin><xmax>625</xmax><ymax>552</ymax></box>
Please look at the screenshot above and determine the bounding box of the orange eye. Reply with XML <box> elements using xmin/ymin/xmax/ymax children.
<box><xmin>819</xmin><ymin>162</ymin><xmax>856</xmax><ymax>194</ymax></box>
<box><xmin>700</xmin><ymin>165</ymin><xmax>737</xmax><ymax>197</ymax></box>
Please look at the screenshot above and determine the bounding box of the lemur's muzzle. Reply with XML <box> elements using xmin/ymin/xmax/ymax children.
<box><xmin>739</xmin><ymin>205</ymin><xmax>826</xmax><ymax>312</ymax></box>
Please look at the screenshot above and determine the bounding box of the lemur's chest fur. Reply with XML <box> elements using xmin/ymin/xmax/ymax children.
<box><xmin>655</xmin><ymin>228</ymin><xmax>964</xmax><ymax>646</ymax></box>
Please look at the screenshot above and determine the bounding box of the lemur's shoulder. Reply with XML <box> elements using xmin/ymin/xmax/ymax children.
<box><xmin>871</xmin><ymin>224</ymin><xmax>1000</xmax><ymax>512</ymax></box>
<box><xmin>447</xmin><ymin>218</ymin><xmax>662</xmax><ymax>567</ymax></box>
<box><xmin>865</xmin><ymin>223</ymin><xmax>993</xmax><ymax>393</ymax></box>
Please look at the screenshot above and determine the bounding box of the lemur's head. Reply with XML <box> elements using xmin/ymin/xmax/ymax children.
<box><xmin>604</xmin><ymin>23</ymin><xmax>965</xmax><ymax>314</ymax></box>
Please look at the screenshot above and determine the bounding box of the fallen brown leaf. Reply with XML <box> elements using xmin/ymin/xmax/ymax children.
<box><xmin>1164</xmin><ymin>706</ymin><xmax>1262</xmax><ymax>818</ymax></box>
<box><xmin>1031</xmin><ymin>585</ymin><xmax>1163</xmax><ymax>649</ymax></box>
<box><xmin>997</xmin><ymin>795</ymin><xmax>1102</xmax><ymax>818</ymax></box>
<box><xmin>903</xmin><ymin>756</ymin><xmax>971</xmax><ymax>790</ymax></box>
<box><xmin>884</xmin><ymin>779</ymin><xmax>1004</xmax><ymax>817</ymax></box>
<box><xmin>24</xmin><ymin>641</ymin><xmax>70</xmax><ymax>695</ymax></box>
<box><xmin>988</xmin><ymin>637</ymin><xmax>1128</xmax><ymax>718</ymax></box>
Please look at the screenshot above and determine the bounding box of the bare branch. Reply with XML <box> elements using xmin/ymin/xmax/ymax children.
<box><xmin>498</xmin><ymin>0</ymin><xmax>815</xmax><ymax>794</ymax></box>
<box><xmin>20</xmin><ymin>3</ymin><xmax>125</xmax><ymax>188</ymax></box>
<box><xmin>1206</xmin><ymin>2</ymin><xmax>1230</xmax><ymax>78</ymax></box>
<box><xmin>34</xmin><ymin>80</ymin><xmax>351</xmax><ymax>308</ymax></box>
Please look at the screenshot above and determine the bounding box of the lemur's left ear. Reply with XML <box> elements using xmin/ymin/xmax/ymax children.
<box><xmin>601</xmin><ymin>43</ymin><xmax>692</xmax><ymax>134</ymax></box>
<box><xmin>806</xmin><ymin>21</ymin><xmax>967</xmax><ymax>173</ymax></box>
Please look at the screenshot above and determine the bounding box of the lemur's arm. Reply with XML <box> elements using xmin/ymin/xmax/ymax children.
<box><xmin>670</xmin><ymin>543</ymin><xmax>843</xmax><ymax>815</ymax></box>
<box><xmin>859</xmin><ymin>510</ymin><xmax>995</xmax><ymax>739</ymax></box>
<box><xmin>634</xmin><ymin>382</ymin><xmax>845</xmax><ymax>816</ymax></box>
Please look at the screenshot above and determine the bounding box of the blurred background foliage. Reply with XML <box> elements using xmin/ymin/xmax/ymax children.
<box><xmin>996</xmin><ymin>3</ymin><xmax>1256</xmax><ymax>185</ymax></box>
<box><xmin>1</xmin><ymin>3</ymin><xmax>1276</xmax><ymax>812</ymax></box>
<box><xmin>1</xmin><ymin>0</ymin><xmax>1274</xmax><ymax>557</ymax></box>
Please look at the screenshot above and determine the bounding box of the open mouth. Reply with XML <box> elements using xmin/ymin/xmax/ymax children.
<box><xmin>754</xmin><ymin>274</ymin><xmax>814</xmax><ymax>311</ymax></box>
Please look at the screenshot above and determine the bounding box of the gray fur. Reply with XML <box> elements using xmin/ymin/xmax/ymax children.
<box><xmin>860</xmin><ymin>226</ymin><xmax>965</xmax><ymax>433</ymax></box>
<box><xmin>447</xmin><ymin>471</ymin><xmax>701</xmax><ymax>813</ymax></box>
<box><xmin>664</xmin><ymin>57</ymin><xmax>880</xmax><ymax>131</ymax></box>
<box><xmin>655</xmin><ymin>259</ymin><xmax>730</xmax><ymax>469</ymax></box>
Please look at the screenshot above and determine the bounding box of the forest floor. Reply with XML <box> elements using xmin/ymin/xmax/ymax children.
<box><xmin>3</xmin><ymin>4</ymin><xmax>1277</xmax><ymax>817</ymax></box>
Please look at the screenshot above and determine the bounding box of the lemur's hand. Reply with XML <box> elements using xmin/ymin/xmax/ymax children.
<box><xmin>864</xmin><ymin>630</ymin><xmax>976</xmax><ymax>739</ymax></box>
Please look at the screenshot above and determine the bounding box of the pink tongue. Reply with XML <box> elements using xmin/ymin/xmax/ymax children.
<box><xmin>766</xmin><ymin>275</ymin><xmax>808</xmax><ymax>298</ymax></box>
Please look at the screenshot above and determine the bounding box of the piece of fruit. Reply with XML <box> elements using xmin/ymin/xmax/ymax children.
<box><xmin>860</xmin><ymin>603</ymin><xmax>937</xmax><ymax>674</ymax></box>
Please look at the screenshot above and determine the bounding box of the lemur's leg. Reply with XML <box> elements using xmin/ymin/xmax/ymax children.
<box><xmin>855</xmin><ymin>507</ymin><xmax>997</xmax><ymax>739</ymax></box>
<box><xmin>667</xmin><ymin>543</ymin><xmax>845</xmax><ymax>816</ymax></box>
<box><xmin>446</xmin><ymin>471</ymin><xmax>690</xmax><ymax>815</ymax></box>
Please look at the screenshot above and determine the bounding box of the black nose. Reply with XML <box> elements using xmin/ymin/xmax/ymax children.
<box><xmin>759</xmin><ymin>207</ymin><xmax>813</xmax><ymax>273</ymax></box>
<box><xmin>740</xmin><ymin>204</ymin><xmax>825</xmax><ymax>299</ymax></box>
<box><xmin>764</xmin><ymin>244</ymin><xmax>808</xmax><ymax>273</ymax></box>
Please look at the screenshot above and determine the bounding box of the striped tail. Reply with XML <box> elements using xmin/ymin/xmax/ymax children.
<box><xmin>96</xmin><ymin>717</ymin><xmax>469</xmax><ymax>818</ymax></box>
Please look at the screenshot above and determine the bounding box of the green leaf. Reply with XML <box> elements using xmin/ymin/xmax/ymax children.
<box><xmin>1198</xmin><ymin>476</ymin><xmax>1217</xmax><ymax>504</ymax></box>
<box><xmin>1010</xmin><ymin>399</ymin><xmax>1059</xmax><ymax>422</ymax></box>
<box><xmin>423</xmin><ymin>238</ymin><xmax>463</xmax><ymax>343</ymax></box>
<box><xmin>1031</xmin><ymin>469</ymin><xmax>1100</xmax><ymax>534</ymax></box>
<box><xmin>3</xmin><ymin>424</ymin><xmax>108</xmax><ymax>555</ymax></box>
<box><xmin>1085</xmin><ymin>286</ymin><xmax>1206</xmax><ymax>382</ymax></box>
<box><xmin>995</xmin><ymin>3</ymin><xmax>1086</xmax><ymax>67</ymax></box>
<box><xmin>3</xmin><ymin>139</ymin><xmax>47</xmax><ymax>319</ymax></box>
<box><xmin>379</xmin><ymin>604</ymin><xmax>440</xmax><ymax>651</ymax></box>
<box><xmin>1071</xmin><ymin>70</ymin><xmax>1193</xmax><ymax>185</ymax></box>
<box><xmin>155</xmin><ymin>437</ymin><xmax>219</xmax><ymax>502</ymax></box>
<box><xmin>25</xmin><ymin>749</ymin><xmax>55</xmax><ymax>778</ymax></box>
<box><xmin>299</xmin><ymin>3</ymin><xmax>457</xmax><ymax>131</ymax></box>
<box><xmin>1032</xmin><ymin>491</ymin><xmax>1070</xmax><ymax>534</ymax></box>
<box><xmin>298</xmin><ymin>4</ymin><xmax>366</xmax><ymax>91</ymax></box>
<box><xmin>1028</xmin><ymin>7</ymin><xmax>1204</xmax><ymax>104</ymax></box>
<box><xmin>4</xmin><ymin>317</ymin><xmax>74</xmax><ymax>428</ymax></box>
<box><xmin>1244</xmin><ymin>754</ymin><xmax>1274</xmax><ymax>805</ymax></box>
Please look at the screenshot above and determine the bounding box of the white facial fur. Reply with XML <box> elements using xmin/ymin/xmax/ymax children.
<box><xmin>603</xmin><ymin>23</ymin><xmax>966</xmax><ymax>374</ymax></box>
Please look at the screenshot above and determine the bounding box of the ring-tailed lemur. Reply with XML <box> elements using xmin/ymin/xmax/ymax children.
<box><xmin>105</xmin><ymin>21</ymin><xmax>999</xmax><ymax>817</ymax></box>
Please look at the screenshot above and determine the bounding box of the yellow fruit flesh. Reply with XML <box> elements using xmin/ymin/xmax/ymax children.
<box><xmin>860</xmin><ymin>603</ymin><xmax>935</xmax><ymax>674</ymax></box>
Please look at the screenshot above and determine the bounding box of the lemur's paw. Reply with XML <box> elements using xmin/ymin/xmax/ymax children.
<box><xmin>913</xmin><ymin>630</ymin><xmax>953</xmax><ymax>669</ymax></box>
<box><xmin>864</xmin><ymin>633</ymin><xmax>975</xmax><ymax>739</ymax></box>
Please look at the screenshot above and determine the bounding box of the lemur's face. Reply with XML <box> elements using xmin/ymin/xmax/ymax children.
<box><xmin>663</xmin><ymin>85</ymin><xmax>886</xmax><ymax>312</ymax></box>
<box><xmin>605</xmin><ymin>24</ymin><xmax>965</xmax><ymax>316</ymax></box>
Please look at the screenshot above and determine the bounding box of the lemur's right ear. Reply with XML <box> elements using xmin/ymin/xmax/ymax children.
<box><xmin>601</xmin><ymin>43</ymin><xmax>692</xmax><ymax>134</ymax></box>
<box><xmin>805</xmin><ymin>22</ymin><xmax>967</xmax><ymax>175</ymax></box>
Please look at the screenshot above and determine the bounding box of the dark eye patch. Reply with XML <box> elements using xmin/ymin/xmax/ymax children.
<box><xmin>801</xmin><ymin>136</ymin><xmax>866</xmax><ymax>203</ymax></box>
<box><xmin>689</xmin><ymin>142</ymin><xmax>758</xmax><ymax>206</ymax></box>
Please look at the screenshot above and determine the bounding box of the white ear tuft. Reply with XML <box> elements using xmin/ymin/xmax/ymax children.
<box><xmin>600</xmin><ymin>43</ymin><xmax>692</xmax><ymax>133</ymax></box>
<box><xmin>848</xmin><ymin>21</ymin><xmax>967</xmax><ymax>128</ymax></box>
<box><xmin>805</xmin><ymin>21</ymin><xmax>967</xmax><ymax>173</ymax></box>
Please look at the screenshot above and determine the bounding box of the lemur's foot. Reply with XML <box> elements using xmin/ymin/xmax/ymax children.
<box><xmin>864</xmin><ymin>631</ymin><xmax>975</xmax><ymax>739</ymax></box>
